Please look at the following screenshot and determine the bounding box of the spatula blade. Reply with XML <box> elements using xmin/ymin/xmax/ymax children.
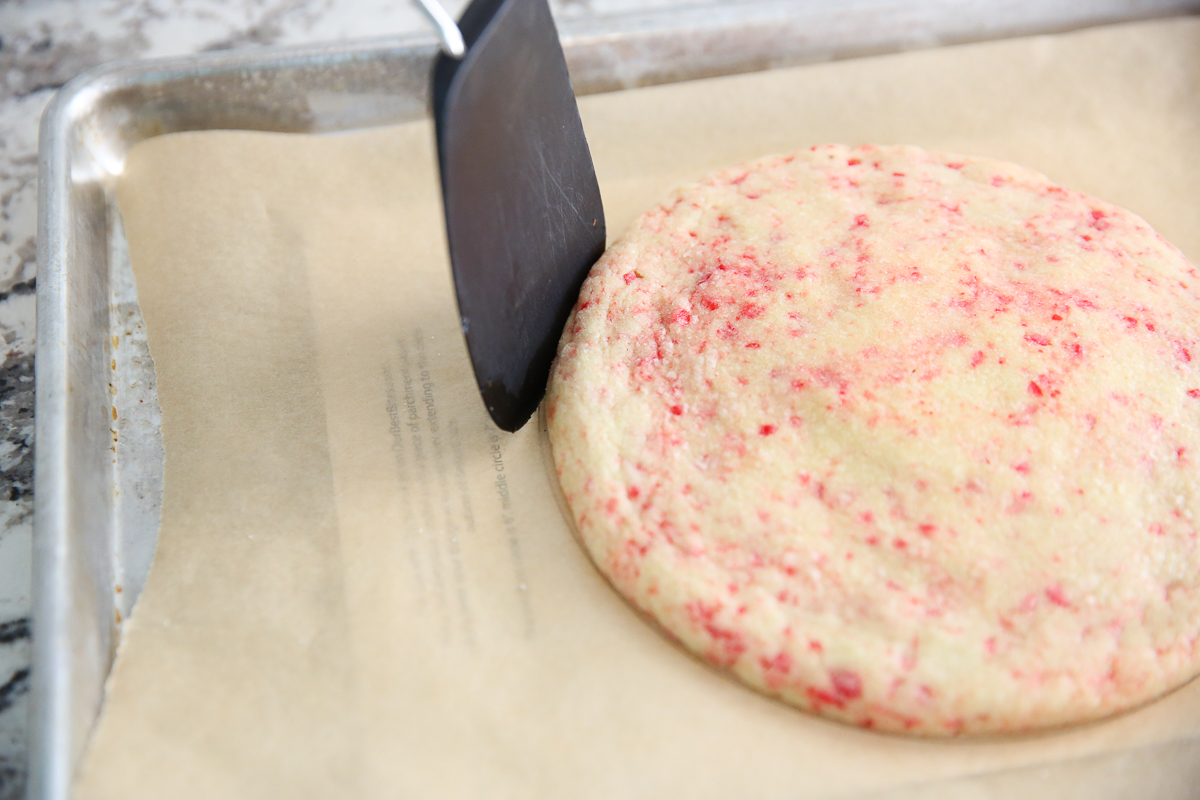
<box><xmin>432</xmin><ymin>0</ymin><xmax>606</xmax><ymax>432</ymax></box>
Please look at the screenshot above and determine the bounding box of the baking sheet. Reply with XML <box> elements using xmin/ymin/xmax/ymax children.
<box><xmin>77</xmin><ymin>16</ymin><xmax>1200</xmax><ymax>799</ymax></box>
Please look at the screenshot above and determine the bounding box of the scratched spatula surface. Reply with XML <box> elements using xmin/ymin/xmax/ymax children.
<box><xmin>429</xmin><ymin>0</ymin><xmax>606</xmax><ymax>432</ymax></box>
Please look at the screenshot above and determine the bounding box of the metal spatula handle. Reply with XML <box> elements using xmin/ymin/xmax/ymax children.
<box><xmin>413</xmin><ymin>0</ymin><xmax>467</xmax><ymax>57</ymax></box>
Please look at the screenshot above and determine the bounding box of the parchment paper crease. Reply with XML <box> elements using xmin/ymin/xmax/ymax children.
<box><xmin>77</xmin><ymin>16</ymin><xmax>1200</xmax><ymax>799</ymax></box>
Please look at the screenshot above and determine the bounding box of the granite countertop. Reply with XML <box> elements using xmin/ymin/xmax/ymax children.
<box><xmin>0</xmin><ymin>2</ymin><xmax>719</xmax><ymax>796</ymax></box>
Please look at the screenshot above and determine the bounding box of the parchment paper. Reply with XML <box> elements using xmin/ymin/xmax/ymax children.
<box><xmin>77</xmin><ymin>16</ymin><xmax>1200</xmax><ymax>799</ymax></box>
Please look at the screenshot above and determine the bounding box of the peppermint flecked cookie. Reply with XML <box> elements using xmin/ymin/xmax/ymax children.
<box><xmin>545</xmin><ymin>144</ymin><xmax>1200</xmax><ymax>735</ymax></box>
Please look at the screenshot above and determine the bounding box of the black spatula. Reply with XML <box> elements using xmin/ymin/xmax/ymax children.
<box><xmin>422</xmin><ymin>0</ymin><xmax>606</xmax><ymax>432</ymax></box>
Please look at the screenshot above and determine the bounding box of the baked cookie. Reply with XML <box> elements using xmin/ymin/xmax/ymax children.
<box><xmin>546</xmin><ymin>144</ymin><xmax>1200</xmax><ymax>735</ymax></box>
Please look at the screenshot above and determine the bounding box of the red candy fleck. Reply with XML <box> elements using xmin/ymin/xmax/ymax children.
<box><xmin>670</xmin><ymin>404</ymin><xmax>684</xmax><ymax>415</ymax></box>
<box><xmin>830</xmin><ymin>668</ymin><xmax>863</xmax><ymax>700</ymax></box>
<box><xmin>1009</xmin><ymin>491</ymin><xmax>1035</xmax><ymax>513</ymax></box>
<box><xmin>760</xmin><ymin>651</ymin><xmax>793</xmax><ymax>674</ymax></box>
<box><xmin>854</xmin><ymin>214</ymin><xmax>870</xmax><ymax>228</ymax></box>
<box><xmin>1045</xmin><ymin>585</ymin><xmax>1071</xmax><ymax>608</ymax></box>
<box><xmin>1024</xmin><ymin>332</ymin><xmax>1051</xmax><ymax>346</ymax></box>
<box><xmin>623</xmin><ymin>271</ymin><xmax>638</xmax><ymax>284</ymax></box>
<box><xmin>1188</xmin><ymin>389</ymin><xmax>1200</xmax><ymax>399</ymax></box>
<box><xmin>807</xmin><ymin>687</ymin><xmax>845</xmax><ymax>710</ymax></box>
<box><xmin>848</xmin><ymin>158</ymin><xmax>862</xmax><ymax>166</ymax></box>
<box><xmin>759</xmin><ymin>424</ymin><xmax>777</xmax><ymax>436</ymax></box>
<box><xmin>1028</xmin><ymin>381</ymin><xmax>1043</xmax><ymax>397</ymax></box>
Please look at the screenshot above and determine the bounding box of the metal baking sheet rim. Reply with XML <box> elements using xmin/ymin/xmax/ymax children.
<box><xmin>31</xmin><ymin>2</ymin><xmax>1200</xmax><ymax>798</ymax></box>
